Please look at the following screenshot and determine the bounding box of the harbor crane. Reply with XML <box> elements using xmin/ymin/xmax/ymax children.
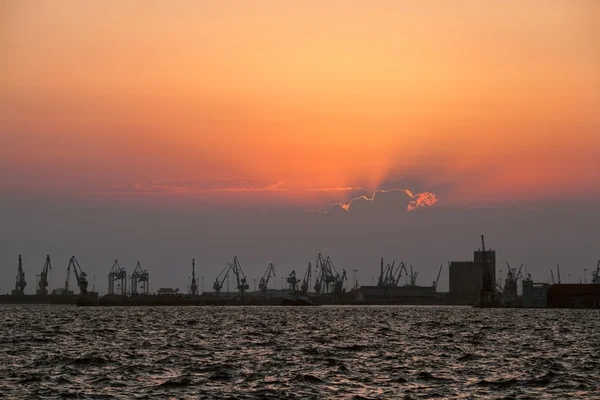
<box><xmin>592</xmin><ymin>261</ymin><xmax>600</xmax><ymax>284</ymax></box>
<box><xmin>213</xmin><ymin>263</ymin><xmax>232</xmax><ymax>296</ymax></box>
<box><xmin>36</xmin><ymin>255</ymin><xmax>52</xmax><ymax>296</ymax></box>
<box><xmin>333</xmin><ymin>269</ymin><xmax>347</xmax><ymax>298</ymax></box>
<box><xmin>433</xmin><ymin>264</ymin><xmax>443</xmax><ymax>290</ymax></box>
<box><xmin>503</xmin><ymin>262</ymin><xmax>523</xmax><ymax>303</ymax></box>
<box><xmin>314</xmin><ymin>253</ymin><xmax>339</xmax><ymax>295</ymax></box>
<box><xmin>131</xmin><ymin>261</ymin><xmax>149</xmax><ymax>295</ymax></box>
<box><xmin>14</xmin><ymin>255</ymin><xmax>26</xmax><ymax>295</ymax></box>
<box><xmin>300</xmin><ymin>262</ymin><xmax>312</xmax><ymax>295</ymax></box>
<box><xmin>259</xmin><ymin>263</ymin><xmax>276</xmax><ymax>294</ymax></box>
<box><xmin>409</xmin><ymin>265</ymin><xmax>419</xmax><ymax>286</ymax></box>
<box><xmin>557</xmin><ymin>263</ymin><xmax>562</xmax><ymax>284</ymax></box>
<box><xmin>395</xmin><ymin>262</ymin><xmax>408</xmax><ymax>286</ymax></box>
<box><xmin>230</xmin><ymin>256</ymin><xmax>249</xmax><ymax>299</ymax></box>
<box><xmin>190</xmin><ymin>259</ymin><xmax>198</xmax><ymax>295</ymax></box>
<box><xmin>287</xmin><ymin>270</ymin><xmax>299</xmax><ymax>292</ymax></box>
<box><xmin>108</xmin><ymin>259</ymin><xmax>127</xmax><ymax>295</ymax></box>
<box><xmin>66</xmin><ymin>256</ymin><xmax>89</xmax><ymax>295</ymax></box>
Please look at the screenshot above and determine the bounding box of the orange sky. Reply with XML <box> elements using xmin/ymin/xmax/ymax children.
<box><xmin>1</xmin><ymin>1</ymin><xmax>599</xmax><ymax>209</ymax></box>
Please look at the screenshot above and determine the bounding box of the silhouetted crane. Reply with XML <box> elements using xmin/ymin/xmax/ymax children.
<box><xmin>301</xmin><ymin>262</ymin><xmax>312</xmax><ymax>295</ymax></box>
<box><xmin>259</xmin><ymin>263</ymin><xmax>276</xmax><ymax>294</ymax></box>
<box><xmin>433</xmin><ymin>264</ymin><xmax>443</xmax><ymax>290</ymax></box>
<box><xmin>108</xmin><ymin>259</ymin><xmax>127</xmax><ymax>295</ymax></box>
<box><xmin>230</xmin><ymin>256</ymin><xmax>249</xmax><ymax>299</ymax></box>
<box><xmin>131</xmin><ymin>261</ymin><xmax>149</xmax><ymax>295</ymax></box>
<box><xmin>37</xmin><ymin>255</ymin><xmax>52</xmax><ymax>296</ymax></box>
<box><xmin>314</xmin><ymin>253</ymin><xmax>338</xmax><ymax>295</ymax></box>
<box><xmin>287</xmin><ymin>270</ymin><xmax>299</xmax><ymax>292</ymax></box>
<box><xmin>213</xmin><ymin>263</ymin><xmax>231</xmax><ymax>296</ymax></box>
<box><xmin>190</xmin><ymin>259</ymin><xmax>198</xmax><ymax>295</ymax></box>
<box><xmin>67</xmin><ymin>256</ymin><xmax>89</xmax><ymax>295</ymax></box>
<box><xmin>14</xmin><ymin>255</ymin><xmax>26</xmax><ymax>295</ymax></box>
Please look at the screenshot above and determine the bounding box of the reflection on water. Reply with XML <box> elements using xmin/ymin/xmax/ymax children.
<box><xmin>1</xmin><ymin>305</ymin><xmax>599</xmax><ymax>399</ymax></box>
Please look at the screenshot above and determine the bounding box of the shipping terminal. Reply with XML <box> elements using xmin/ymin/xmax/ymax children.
<box><xmin>2</xmin><ymin>236</ymin><xmax>599</xmax><ymax>308</ymax></box>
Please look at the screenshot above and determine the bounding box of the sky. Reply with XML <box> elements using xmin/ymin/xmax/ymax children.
<box><xmin>1</xmin><ymin>1</ymin><xmax>599</xmax><ymax>294</ymax></box>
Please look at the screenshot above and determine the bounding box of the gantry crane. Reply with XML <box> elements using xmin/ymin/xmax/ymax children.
<box><xmin>36</xmin><ymin>255</ymin><xmax>52</xmax><ymax>296</ymax></box>
<box><xmin>13</xmin><ymin>255</ymin><xmax>27</xmax><ymax>295</ymax></box>
<box><xmin>229</xmin><ymin>256</ymin><xmax>249</xmax><ymax>299</ymax></box>
<box><xmin>259</xmin><ymin>263</ymin><xmax>276</xmax><ymax>294</ymax></box>
<box><xmin>213</xmin><ymin>262</ymin><xmax>232</xmax><ymax>295</ymax></box>
<box><xmin>300</xmin><ymin>262</ymin><xmax>312</xmax><ymax>295</ymax></box>
<box><xmin>190</xmin><ymin>259</ymin><xmax>198</xmax><ymax>295</ymax></box>
<box><xmin>66</xmin><ymin>256</ymin><xmax>89</xmax><ymax>295</ymax></box>
<box><xmin>108</xmin><ymin>259</ymin><xmax>127</xmax><ymax>295</ymax></box>
<box><xmin>131</xmin><ymin>261</ymin><xmax>149</xmax><ymax>295</ymax></box>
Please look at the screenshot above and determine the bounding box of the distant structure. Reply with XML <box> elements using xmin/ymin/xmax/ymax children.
<box><xmin>287</xmin><ymin>270</ymin><xmax>299</xmax><ymax>292</ymax></box>
<box><xmin>190</xmin><ymin>259</ymin><xmax>198</xmax><ymax>295</ymax></box>
<box><xmin>259</xmin><ymin>263</ymin><xmax>276</xmax><ymax>295</ymax></box>
<box><xmin>36</xmin><ymin>255</ymin><xmax>52</xmax><ymax>296</ymax></box>
<box><xmin>300</xmin><ymin>262</ymin><xmax>311</xmax><ymax>295</ymax></box>
<box><xmin>449</xmin><ymin>237</ymin><xmax>496</xmax><ymax>304</ymax></box>
<box><xmin>13</xmin><ymin>255</ymin><xmax>27</xmax><ymax>296</ymax></box>
<box><xmin>131</xmin><ymin>261</ymin><xmax>149</xmax><ymax>295</ymax></box>
<box><xmin>64</xmin><ymin>256</ymin><xmax>89</xmax><ymax>295</ymax></box>
<box><xmin>108</xmin><ymin>259</ymin><xmax>127</xmax><ymax>296</ymax></box>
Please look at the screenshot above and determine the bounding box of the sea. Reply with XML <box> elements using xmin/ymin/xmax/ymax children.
<box><xmin>1</xmin><ymin>305</ymin><xmax>599</xmax><ymax>399</ymax></box>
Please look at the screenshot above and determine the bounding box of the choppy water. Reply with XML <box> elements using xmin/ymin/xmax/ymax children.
<box><xmin>1</xmin><ymin>305</ymin><xmax>599</xmax><ymax>399</ymax></box>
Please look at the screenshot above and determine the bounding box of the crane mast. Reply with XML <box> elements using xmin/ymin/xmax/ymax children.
<box><xmin>37</xmin><ymin>255</ymin><xmax>52</xmax><ymax>296</ymax></box>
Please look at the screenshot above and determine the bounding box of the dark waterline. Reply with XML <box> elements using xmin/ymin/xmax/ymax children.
<box><xmin>1</xmin><ymin>305</ymin><xmax>599</xmax><ymax>399</ymax></box>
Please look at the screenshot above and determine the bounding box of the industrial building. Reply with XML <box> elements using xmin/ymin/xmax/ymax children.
<box><xmin>522</xmin><ymin>277</ymin><xmax>550</xmax><ymax>307</ymax></box>
<box><xmin>449</xmin><ymin>248</ymin><xmax>496</xmax><ymax>304</ymax></box>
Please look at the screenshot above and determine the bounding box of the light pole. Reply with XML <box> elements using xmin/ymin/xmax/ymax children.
<box><xmin>584</xmin><ymin>269</ymin><xmax>587</xmax><ymax>284</ymax></box>
<box><xmin>254</xmin><ymin>278</ymin><xmax>256</xmax><ymax>291</ymax></box>
<box><xmin>568</xmin><ymin>274</ymin><xmax>571</xmax><ymax>284</ymax></box>
<box><xmin>281</xmin><ymin>276</ymin><xmax>284</xmax><ymax>290</ymax></box>
<box><xmin>353</xmin><ymin>269</ymin><xmax>358</xmax><ymax>290</ymax></box>
<box><xmin>202</xmin><ymin>276</ymin><xmax>204</xmax><ymax>293</ymax></box>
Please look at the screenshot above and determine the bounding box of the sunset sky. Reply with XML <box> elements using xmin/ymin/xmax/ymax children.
<box><xmin>1</xmin><ymin>1</ymin><xmax>599</xmax><ymax>293</ymax></box>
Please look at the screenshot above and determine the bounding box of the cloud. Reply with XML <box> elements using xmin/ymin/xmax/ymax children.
<box><xmin>327</xmin><ymin>189</ymin><xmax>438</xmax><ymax>215</ymax></box>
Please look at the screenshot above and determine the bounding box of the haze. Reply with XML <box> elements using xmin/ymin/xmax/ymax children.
<box><xmin>1</xmin><ymin>1</ymin><xmax>599</xmax><ymax>294</ymax></box>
